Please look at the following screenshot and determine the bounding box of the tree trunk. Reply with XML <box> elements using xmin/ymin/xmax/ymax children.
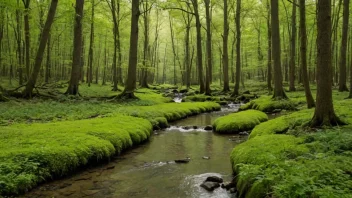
<box><xmin>110</xmin><ymin>0</ymin><xmax>119</xmax><ymax>91</ymax></box>
<box><xmin>23</xmin><ymin>0</ymin><xmax>31</xmax><ymax>81</ymax></box>
<box><xmin>22</xmin><ymin>0</ymin><xmax>58</xmax><ymax>98</ymax></box>
<box><xmin>45</xmin><ymin>33</ymin><xmax>51</xmax><ymax>83</ymax></box>
<box><xmin>140</xmin><ymin>0</ymin><xmax>150</xmax><ymax>88</ymax></box>
<box><xmin>15</xmin><ymin>3</ymin><xmax>23</xmax><ymax>85</ymax></box>
<box><xmin>338</xmin><ymin>0</ymin><xmax>349</xmax><ymax>91</ymax></box>
<box><xmin>266</xmin><ymin>0</ymin><xmax>272</xmax><ymax>93</ymax></box>
<box><xmin>233</xmin><ymin>0</ymin><xmax>241</xmax><ymax>96</ymax></box>
<box><xmin>289</xmin><ymin>0</ymin><xmax>297</xmax><ymax>91</ymax></box>
<box><xmin>299</xmin><ymin>0</ymin><xmax>315</xmax><ymax>108</ymax></box>
<box><xmin>271</xmin><ymin>0</ymin><xmax>287</xmax><ymax>99</ymax></box>
<box><xmin>119</xmin><ymin>0</ymin><xmax>139</xmax><ymax>98</ymax></box>
<box><xmin>88</xmin><ymin>0</ymin><xmax>95</xmax><ymax>87</ymax></box>
<box><xmin>310</xmin><ymin>0</ymin><xmax>344</xmax><ymax>127</ymax></box>
<box><xmin>66</xmin><ymin>0</ymin><xmax>84</xmax><ymax>95</ymax></box>
<box><xmin>222</xmin><ymin>0</ymin><xmax>230</xmax><ymax>92</ymax></box>
<box><xmin>192</xmin><ymin>0</ymin><xmax>205</xmax><ymax>93</ymax></box>
<box><xmin>204</xmin><ymin>0</ymin><xmax>212</xmax><ymax>95</ymax></box>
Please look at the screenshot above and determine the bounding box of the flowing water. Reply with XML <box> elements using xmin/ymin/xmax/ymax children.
<box><xmin>23</xmin><ymin>104</ymin><xmax>246</xmax><ymax>198</ymax></box>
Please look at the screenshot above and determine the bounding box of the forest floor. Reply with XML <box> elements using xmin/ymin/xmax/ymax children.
<box><xmin>1</xmin><ymin>80</ymin><xmax>351</xmax><ymax>197</ymax></box>
<box><xmin>230</xmin><ymin>87</ymin><xmax>352</xmax><ymax>197</ymax></box>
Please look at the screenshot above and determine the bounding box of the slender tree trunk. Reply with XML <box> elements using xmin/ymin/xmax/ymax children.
<box><xmin>289</xmin><ymin>0</ymin><xmax>297</xmax><ymax>91</ymax></box>
<box><xmin>222</xmin><ymin>0</ymin><xmax>230</xmax><ymax>92</ymax></box>
<box><xmin>140</xmin><ymin>0</ymin><xmax>150</xmax><ymax>88</ymax></box>
<box><xmin>45</xmin><ymin>33</ymin><xmax>51</xmax><ymax>83</ymax></box>
<box><xmin>23</xmin><ymin>0</ymin><xmax>31</xmax><ymax>81</ymax></box>
<box><xmin>184</xmin><ymin>10</ymin><xmax>192</xmax><ymax>88</ymax></box>
<box><xmin>192</xmin><ymin>0</ymin><xmax>205</xmax><ymax>93</ymax></box>
<box><xmin>119</xmin><ymin>0</ymin><xmax>139</xmax><ymax>98</ymax></box>
<box><xmin>162</xmin><ymin>44</ymin><xmax>167</xmax><ymax>84</ymax></box>
<box><xmin>338</xmin><ymin>0</ymin><xmax>349</xmax><ymax>91</ymax></box>
<box><xmin>22</xmin><ymin>0</ymin><xmax>58</xmax><ymax>98</ymax></box>
<box><xmin>233</xmin><ymin>0</ymin><xmax>241</xmax><ymax>96</ymax></box>
<box><xmin>271</xmin><ymin>0</ymin><xmax>287</xmax><ymax>99</ymax></box>
<box><xmin>66</xmin><ymin>0</ymin><xmax>84</xmax><ymax>95</ymax></box>
<box><xmin>204</xmin><ymin>0</ymin><xmax>212</xmax><ymax>95</ymax></box>
<box><xmin>299</xmin><ymin>0</ymin><xmax>315</xmax><ymax>108</ymax></box>
<box><xmin>88</xmin><ymin>0</ymin><xmax>95</xmax><ymax>87</ymax></box>
<box><xmin>117</xmin><ymin>0</ymin><xmax>123</xmax><ymax>85</ymax></box>
<box><xmin>310</xmin><ymin>0</ymin><xmax>344</xmax><ymax>127</ymax></box>
<box><xmin>110</xmin><ymin>0</ymin><xmax>119</xmax><ymax>91</ymax></box>
<box><xmin>169</xmin><ymin>15</ymin><xmax>177</xmax><ymax>85</ymax></box>
<box><xmin>266</xmin><ymin>0</ymin><xmax>272</xmax><ymax>93</ymax></box>
<box><xmin>15</xmin><ymin>3</ymin><xmax>23</xmax><ymax>85</ymax></box>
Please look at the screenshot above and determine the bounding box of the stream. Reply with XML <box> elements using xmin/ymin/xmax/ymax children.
<box><xmin>23</xmin><ymin>104</ymin><xmax>246</xmax><ymax>198</ymax></box>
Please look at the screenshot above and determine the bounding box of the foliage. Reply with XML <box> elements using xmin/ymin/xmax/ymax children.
<box><xmin>213</xmin><ymin>110</ymin><xmax>268</xmax><ymax>134</ymax></box>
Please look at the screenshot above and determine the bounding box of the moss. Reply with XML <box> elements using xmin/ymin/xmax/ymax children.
<box><xmin>213</xmin><ymin>110</ymin><xmax>268</xmax><ymax>134</ymax></box>
<box><xmin>184</xmin><ymin>94</ymin><xmax>221</xmax><ymax>102</ymax></box>
<box><xmin>240</xmin><ymin>96</ymin><xmax>299</xmax><ymax>113</ymax></box>
<box><xmin>0</xmin><ymin>115</ymin><xmax>152</xmax><ymax>195</ymax></box>
<box><xmin>249</xmin><ymin>109</ymin><xmax>314</xmax><ymax>139</ymax></box>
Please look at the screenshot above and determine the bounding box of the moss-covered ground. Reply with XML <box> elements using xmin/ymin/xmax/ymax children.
<box><xmin>0</xmin><ymin>83</ymin><xmax>220</xmax><ymax>196</ymax></box>
<box><xmin>213</xmin><ymin>110</ymin><xmax>268</xmax><ymax>134</ymax></box>
<box><xmin>231</xmin><ymin>91</ymin><xmax>352</xmax><ymax>198</ymax></box>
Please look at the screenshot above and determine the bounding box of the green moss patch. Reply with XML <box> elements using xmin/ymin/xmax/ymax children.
<box><xmin>240</xmin><ymin>95</ymin><xmax>300</xmax><ymax>113</ymax></box>
<box><xmin>213</xmin><ymin>110</ymin><xmax>268</xmax><ymax>134</ymax></box>
<box><xmin>231</xmin><ymin>130</ymin><xmax>352</xmax><ymax>198</ymax></box>
<box><xmin>0</xmin><ymin>115</ymin><xmax>152</xmax><ymax>195</ymax></box>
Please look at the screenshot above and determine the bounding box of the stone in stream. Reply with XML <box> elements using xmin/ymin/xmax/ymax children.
<box><xmin>221</xmin><ymin>182</ymin><xmax>236</xmax><ymax>190</ymax></box>
<box><xmin>238</xmin><ymin>131</ymin><xmax>249</xmax><ymax>136</ymax></box>
<box><xmin>182</xmin><ymin>126</ymin><xmax>191</xmax><ymax>130</ymax></box>
<box><xmin>204</xmin><ymin>125</ymin><xmax>213</xmax><ymax>131</ymax></box>
<box><xmin>193</xmin><ymin>126</ymin><xmax>198</xmax><ymax>129</ymax></box>
<box><xmin>200</xmin><ymin>181</ymin><xmax>221</xmax><ymax>191</ymax></box>
<box><xmin>205</xmin><ymin>176</ymin><xmax>223</xmax><ymax>183</ymax></box>
<box><xmin>202</xmin><ymin>156</ymin><xmax>210</xmax><ymax>160</ymax></box>
<box><xmin>175</xmin><ymin>157</ymin><xmax>191</xmax><ymax>164</ymax></box>
<box><xmin>229</xmin><ymin>187</ymin><xmax>238</xmax><ymax>194</ymax></box>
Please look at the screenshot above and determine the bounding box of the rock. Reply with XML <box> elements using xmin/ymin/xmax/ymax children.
<box><xmin>192</xmin><ymin>126</ymin><xmax>198</xmax><ymax>129</ymax></box>
<box><xmin>204</xmin><ymin>125</ymin><xmax>213</xmax><ymax>131</ymax></box>
<box><xmin>200</xmin><ymin>181</ymin><xmax>220</xmax><ymax>191</ymax></box>
<box><xmin>239</xmin><ymin>131</ymin><xmax>249</xmax><ymax>136</ymax></box>
<box><xmin>182</xmin><ymin>126</ymin><xmax>191</xmax><ymax>130</ymax></box>
<box><xmin>221</xmin><ymin>182</ymin><xmax>236</xmax><ymax>190</ymax></box>
<box><xmin>229</xmin><ymin>187</ymin><xmax>237</xmax><ymax>194</ymax></box>
<box><xmin>175</xmin><ymin>158</ymin><xmax>190</xmax><ymax>163</ymax></box>
<box><xmin>272</xmin><ymin>109</ymin><xmax>282</xmax><ymax>113</ymax></box>
<box><xmin>202</xmin><ymin>156</ymin><xmax>210</xmax><ymax>160</ymax></box>
<box><xmin>205</xmin><ymin>176</ymin><xmax>223</xmax><ymax>183</ymax></box>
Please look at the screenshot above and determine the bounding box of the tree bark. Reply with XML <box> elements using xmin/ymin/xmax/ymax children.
<box><xmin>191</xmin><ymin>0</ymin><xmax>205</xmax><ymax>93</ymax></box>
<box><xmin>266</xmin><ymin>0</ymin><xmax>272</xmax><ymax>93</ymax></box>
<box><xmin>271</xmin><ymin>0</ymin><xmax>287</xmax><ymax>99</ymax></box>
<box><xmin>45</xmin><ymin>33</ymin><xmax>51</xmax><ymax>83</ymax></box>
<box><xmin>23</xmin><ymin>0</ymin><xmax>31</xmax><ymax>81</ymax></box>
<box><xmin>140</xmin><ymin>0</ymin><xmax>150</xmax><ymax>88</ymax></box>
<box><xmin>204</xmin><ymin>0</ymin><xmax>212</xmax><ymax>95</ymax></box>
<box><xmin>110</xmin><ymin>0</ymin><xmax>119</xmax><ymax>91</ymax></box>
<box><xmin>289</xmin><ymin>0</ymin><xmax>297</xmax><ymax>91</ymax></box>
<box><xmin>233</xmin><ymin>0</ymin><xmax>241</xmax><ymax>96</ymax></box>
<box><xmin>222</xmin><ymin>0</ymin><xmax>230</xmax><ymax>92</ymax></box>
<box><xmin>119</xmin><ymin>0</ymin><xmax>139</xmax><ymax>98</ymax></box>
<box><xmin>22</xmin><ymin>0</ymin><xmax>58</xmax><ymax>98</ymax></box>
<box><xmin>310</xmin><ymin>0</ymin><xmax>344</xmax><ymax>127</ymax></box>
<box><xmin>338</xmin><ymin>0</ymin><xmax>349</xmax><ymax>91</ymax></box>
<box><xmin>88</xmin><ymin>0</ymin><xmax>95</xmax><ymax>87</ymax></box>
<box><xmin>66</xmin><ymin>0</ymin><xmax>84</xmax><ymax>95</ymax></box>
<box><xmin>299</xmin><ymin>0</ymin><xmax>315</xmax><ymax>108</ymax></box>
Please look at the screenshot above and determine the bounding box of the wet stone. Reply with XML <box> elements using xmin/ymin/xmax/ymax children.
<box><xmin>200</xmin><ymin>181</ymin><xmax>220</xmax><ymax>191</ymax></box>
<box><xmin>175</xmin><ymin>158</ymin><xmax>190</xmax><ymax>164</ymax></box>
<box><xmin>202</xmin><ymin>156</ymin><xmax>210</xmax><ymax>160</ymax></box>
<box><xmin>221</xmin><ymin>182</ymin><xmax>235</xmax><ymax>190</ymax></box>
<box><xmin>205</xmin><ymin>176</ymin><xmax>223</xmax><ymax>183</ymax></box>
<box><xmin>204</xmin><ymin>125</ymin><xmax>213</xmax><ymax>131</ymax></box>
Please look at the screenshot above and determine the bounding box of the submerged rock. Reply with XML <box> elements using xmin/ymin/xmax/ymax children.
<box><xmin>200</xmin><ymin>181</ymin><xmax>220</xmax><ymax>191</ymax></box>
<box><xmin>239</xmin><ymin>131</ymin><xmax>249</xmax><ymax>136</ymax></box>
<box><xmin>182</xmin><ymin>126</ymin><xmax>191</xmax><ymax>130</ymax></box>
<box><xmin>193</xmin><ymin>126</ymin><xmax>198</xmax><ymax>129</ymax></box>
<box><xmin>205</xmin><ymin>176</ymin><xmax>223</xmax><ymax>183</ymax></box>
<box><xmin>175</xmin><ymin>158</ymin><xmax>190</xmax><ymax>164</ymax></box>
<box><xmin>202</xmin><ymin>156</ymin><xmax>210</xmax><ymax>160</ymax></box>
<box><xmin>204</xmin><ymin>125</ymin><xmax>213</xmax><ymax>131</ymax></box>
<box><xmin>221</xmin><ymin>182</ymin><xmax>236</xmax><ymax>190</ymax></box>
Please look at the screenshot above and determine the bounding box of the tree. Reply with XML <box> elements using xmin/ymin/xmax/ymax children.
<box><xmin>119</xmin><ymin>0</ymin><xmax>139</xmax><ymax>99</ymax></box>
<box><xmin>222</xmin><ymin>0</ymin><xmax>230</xmax><ymax>92</ymax></box>
<box><xmin>299</xmin><ymin>0</ymin><xmax>315</xmax><ymax>108</ymax></box>
<box><xmin>266</xmin><ymin>0</ymin><xmax>272</xmax><ymax>93</ymax></box>
<box><xmin>66</xmin><ymin>0</ymin><xmax>85</xmax><ymax>95</ymax></box>
<box><xmin>233</xmin><ymin>0</ymin><xmax>241</xmax><ymax>96</ymax></box>
<box><xmin>338</xmin><ymin>0</ymin><xmax>349</xmax><ymax>92</ymax></box>
<box><xmin>310</xmin><ymin>0</ymin><xmax>344</xmax><ymax>127</ymax></box>
<box><xmin>271</xmin><ymin>0</ymin><xmax>287</xmax><ymax>99</ymax></box>
<box><xmin>204</xmin><ymin>0</ymin><xmax>212</xmax><ymax>95</ymax></box>
<box><xmin>22</xmin><ymin>0</ymin><xmax>31</xmax><ymax>80</ymax></box>
<box><xmin>289</xmin><ymin>0</ymin><xmax>296</xmax><ymax>91</ymax></box>
<box><xmin>22</xmin><ymin>0</ymin><xmax>58</xmax><ymax>98</ymax></box>
<box><xmin>87</xmin><ymin>0</ymin><xmax>95</xmax><ymax>87</ymax></box>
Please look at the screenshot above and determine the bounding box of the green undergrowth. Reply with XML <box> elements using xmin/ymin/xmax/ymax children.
<box><xmin>213</xmin><ymin>110</ymin><xmax>268</xmax><ymax>134</ymax></box>
<box><xmin>240</xmin><ymin>95</ymin><xmax>300</xmax><ymax>113</ymax></box>
<box><xmin>0</xmin><ymin>115</ymin><xmax>152</xmax><ymax>195</ymax></box>
<box><xmin>231</xmin><ymin>98</ymin><xmax>352</xmax><ymax>198</ymax></box>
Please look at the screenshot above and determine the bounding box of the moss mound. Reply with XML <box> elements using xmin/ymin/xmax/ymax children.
<box><xmin>231</xmin><ymin>130</ymin><xmax>352</xmax><ymax>198</ymax></box>
<box><xmin>213</xmin><ymin>110</ymin><xmax>268</xmax><ymax>134</ymax></box>
<box><xmin>0</xmin><ymin>115</ymin><xmax>152</xmax><ymax>195</ymax></box>
<box><xmin>240</xmin><ymin>96</ymin><xmax>299</xmax><ymax>113</ymax></box>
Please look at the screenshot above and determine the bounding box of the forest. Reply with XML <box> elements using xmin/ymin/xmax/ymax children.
<box><xmin>0</xmin><ymin>0</ymin><xmax>352</xmax><ymax>197</ymax></box>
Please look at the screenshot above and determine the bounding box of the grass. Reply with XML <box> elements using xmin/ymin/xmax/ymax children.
<box><xmin>213</xmin><ymin>110</ymin><xmax>268</xmax><ymax>134</ymax></box>
<box><xmin>231</xmin><ymin>91</ymin><xmax>352</xmax><ymax>198</ymax></box>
